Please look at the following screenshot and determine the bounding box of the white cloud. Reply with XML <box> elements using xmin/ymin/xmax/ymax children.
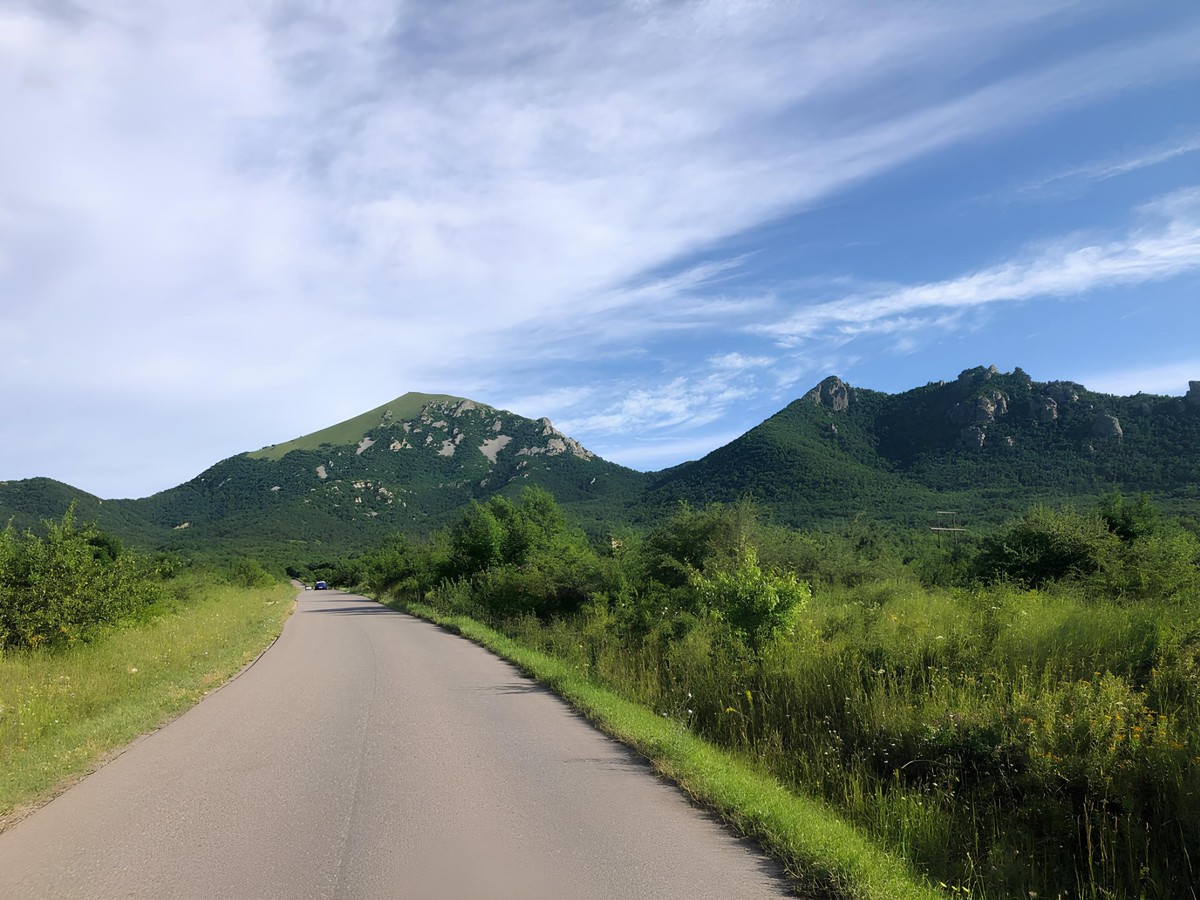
<box><xmin>3</xmin><ymin>1</ymin><xmax>1199</xmax><ymax>494</ymax></box>
<box><xmin>757</xmin><ymin>186</ymin><xmax>1200</xmax><ymax>346</ymax></box>
<box><xmin>709</xmin><ymin>353</ymin><xmax>774</xmax><ymax>371</ymax></box>
<box><xmin>1018</xmin><ymin>132</ymin><xmax>1200</xmax><ymax>196</ymax></box>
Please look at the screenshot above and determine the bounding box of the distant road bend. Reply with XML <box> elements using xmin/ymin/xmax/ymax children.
<box><xmin>0</xmin><ymin>590</ymin><xmax>793</xmax><ymax>899</ymax></box>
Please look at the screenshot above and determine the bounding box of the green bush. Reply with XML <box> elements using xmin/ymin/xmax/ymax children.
<box><xmin>0</xmin><ymin>510</ymin><xmax>163</xmax><ymax>651</ymax></box>
<box><xmin>974</xmin><ymin>504</ymin><xmax>1120</xmax><ymax>588</ymax></box>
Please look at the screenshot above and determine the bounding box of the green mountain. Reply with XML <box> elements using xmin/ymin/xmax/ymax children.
<box><xmin>0</xmin><ymin>394</ymin><xmax>647</xmax><ymax>562</ymax></box>
<box><xmin>648</xmin><ymin>366</ymin><xmax>1200</xmax><ymax>528</ymax></box>
<box><xmin>5</xmin><ymin>370</ymin><xmax>1200</xmax><ymax>564</ymax></box>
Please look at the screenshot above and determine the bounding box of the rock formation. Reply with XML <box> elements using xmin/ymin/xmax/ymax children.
<box><xmin>1030</xmin><ymin>396</ymin><xmax>1058</xmax><ymax>424</ymax></box>
<box><xmin>948</xmin><ymin>390</ymin><xmax>1009</xmax><ymax>426</ymax></box>
<box><xmin>959</xmin><ymin>425</ymin><xmax>987</xmax><ymax>449</ymax></box>
<box><xmin>1047</xmin><ymin>382</ymin><xmax>1082</xmax><ymax>405</ymax></box>
<box><xmin>1092</xmin><ymin>414</ymin><xmax>1123</xmax><ymax>440</ymax></box>
<box><xmin>807</xmin><ymin>376</ymin><xmax>850</xmax><ymax>412</ymax></box>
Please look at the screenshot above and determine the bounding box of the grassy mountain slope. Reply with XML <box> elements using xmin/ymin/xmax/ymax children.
<box><xmin>648</xmin><ymin>366</ymin><xmax>1200</xmax><ymax>528</ymax></box>
<box><xmin>5</xmin><ymin>369</ymin><xmax>1199</xmax><ymax>562</ymax></box>
<box><xmin>246</xmin><ymin>392</ymin><xmax>463</xmax><ymax>461</ymax></box>
<box><xmin>135</xmin><ymin>395</ymin><xmax>646</xmax><ymax>561</ymax></box>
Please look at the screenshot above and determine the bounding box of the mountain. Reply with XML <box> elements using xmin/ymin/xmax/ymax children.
<box><xmin>5</xmin><ymin>370</ymin><xmax>1200</xmax><ymax>564</ymax></box>
<box><xmin>0</xmin><ymin>393</ymin><xmax>647</xmax><ymax>562</ymax></box>
<box><xmin>648</xmin><ymin>366</ymin><xmax>1200</xmax><ymax>527</ymax></box>
<box><xmin>149</xmin><ymin>393</ymin><xmax>648</xmax><ymax>555</ymax></box>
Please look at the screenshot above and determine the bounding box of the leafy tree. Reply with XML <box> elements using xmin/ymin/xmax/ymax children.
<box><xmin>449</xmin><ymin>501</ymin><xmax>504</xmax><ymax>576</ymax></box>
<box><xmin>974</xmin><ymin>505</ymin><xmax>1119</xmax><ymax>588</ymax></box>
<box><xmin>688</xmin><ymin>541</ymin><xmax>809</xmax><ymax>648</ymax></box>
<box><xmin>639</xmin><ymin>500</ymin><xmax>759</xmax><ymax>589</ymax></box>
<box><xmin>1098</xmin><ymin>491</ymin><xmax>1161</xmax><ymax>542</ymax></box>
<box><xmin>0</xmin><ymin>509</ymin><xmax>162</xmax><ymax>650</ymax></box>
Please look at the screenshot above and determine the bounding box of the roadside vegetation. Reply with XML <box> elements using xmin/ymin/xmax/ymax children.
<box><xmin>0</xmin><ymin>511</ymin><xmax>293</xmax><ymax>822</ymax></box>
<box><xmin>343</xmin><ymin>487</ymin><xmax>1200</xmax><ymax>900</ymax></box>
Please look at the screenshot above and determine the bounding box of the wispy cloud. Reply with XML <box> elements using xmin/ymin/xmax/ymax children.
<box><xmin>3</xmin><ymin>1</ymin><xmax>1199</xmax><ymax>493</ymax></box>
<box><xmin>1018</xmin><ymin>132</ymin><xmax>1200</xmax><ymax>196</ymax></box>
<box><xmin>756</xmin><ymin>186</ymin><xmax>1200</xmax><ymax>346</ymax></box>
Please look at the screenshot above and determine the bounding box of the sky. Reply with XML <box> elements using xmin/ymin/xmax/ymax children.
<box><xmin>2</xmin><ymin>0</ymin><xmax>1199</xmax><ymax>499</ymax></box>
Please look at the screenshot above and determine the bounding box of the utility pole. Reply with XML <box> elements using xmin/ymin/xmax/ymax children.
<box><xmin>930</xmin><ymin>510</ymin><xmax>968</xmax><ymax>546</ymax></box>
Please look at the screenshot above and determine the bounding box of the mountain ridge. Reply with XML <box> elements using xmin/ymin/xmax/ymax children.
<box><xmin>4</xmin><ymin>367</ymin><xmax>1200</xmax><ymax>562</ymax></box>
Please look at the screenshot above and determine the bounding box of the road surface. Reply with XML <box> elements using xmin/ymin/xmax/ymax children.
<box><xmin>0</xmin><ymin>590</ymin><xmax>793</xmax><ymax>899</ymax></box>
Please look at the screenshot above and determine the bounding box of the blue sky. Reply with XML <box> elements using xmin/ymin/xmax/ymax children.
<box><xmin>2</xmin><ymin>0</ymin><xmax>1199</xmax><ymax>498</ymax></box>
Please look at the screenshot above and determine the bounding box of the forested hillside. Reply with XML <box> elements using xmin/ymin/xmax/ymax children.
<box><xmin>4</xmin><ymin>368</ymin><xmax>1200</xmax><ymax>566</ymax></box>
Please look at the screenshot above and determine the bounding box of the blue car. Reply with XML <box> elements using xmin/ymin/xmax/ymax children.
<box><xmin>315</xmin><ymin>580</ymin><xmax>327</xmax><ymax>590</ymax></box>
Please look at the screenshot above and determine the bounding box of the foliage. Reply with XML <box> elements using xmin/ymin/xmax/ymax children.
<box><xmin>688</xmin><ymin>541</ymin><xmax>809</xmax><ymax>648</ymax></box>
<box><xmin>973</xmin><ymin>505</ymin><xmax>1120</xmax><ymax>587</ymax></box>
<box><xmin>0</xmin><ymin>509</ymin><xmax>164</xmax><ymax>651</ymax></box>
<box><xmin>362</xmin><ymin>492</ymin><xmax>1200</xmax><ymax>899</ymax></box>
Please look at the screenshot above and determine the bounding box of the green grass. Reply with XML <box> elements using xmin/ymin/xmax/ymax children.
<box><xmin>0</xmin><ymin>578</ymin><xmax>295</xmax><ymax>824</ymax></box>
<box><xmin>390</xmin><ymin>598</ymin><xmax>941</xmax><ymax>900</ymax></box>
<box><xmin>246</xmin><ymin>391</ymin><xmax>464</xmax><ymax>460</ymax></box>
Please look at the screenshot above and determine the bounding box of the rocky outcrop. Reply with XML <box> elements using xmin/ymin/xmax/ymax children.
<box><xmin>1030</xmin><ymin>396</ymin><xmax>1058</xmax><ymax>424</ymax></box>
<box><xmin>956</xmin><ymin>365</ymin><xmax>999</xmax><ymax>385</ymax></box>
<box><xmin>1187</xmin><ymin>381</ymin><xmax>1200</xmax><ymax>410</ymax></box>
<box><xmin>807</xmin><ymin>376</ymin><xmax>850</xmax><ymax>412</ymax></box>
<box><xmin>948</xmin><ymin>390</ymin><xmax>1009</xmax><ymax>426</ymax></box>
<box><xmin>1046</xmin><ymin>382</ymin><xmax>1082</xmax><ymax>405</ymax></box>
<box><xmin>1092</xmin><ymin>414</ymin><xmax>1123</xmax><ymax>440</ymax></box>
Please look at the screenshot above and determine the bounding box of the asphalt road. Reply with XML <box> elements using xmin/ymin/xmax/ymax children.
<box><xmin>0</xmin><ymin>590</ymin><xmax>793</xmax><ymax>899</ymax></box>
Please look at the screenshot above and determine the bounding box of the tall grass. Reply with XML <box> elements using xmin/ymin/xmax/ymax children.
<box><xmin>427</xmin><ymin>576</ymin><xmax>1200</xmax><ymax>898</ymax></box>
<box><xmin>0</xmin><ymin>575</ymin><xmax>294</xmax><ymax>821</ymax></box>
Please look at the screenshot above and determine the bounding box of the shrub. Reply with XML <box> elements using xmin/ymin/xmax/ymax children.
<box><xmin>974</xmin><ymin>505</ymin><xmax>1119</xmax><ymax>588</ymax></box>
<box><xmin>0</xmin><ymin>511</ymin><xmax>162</xmax><ymax>651</ymax></box>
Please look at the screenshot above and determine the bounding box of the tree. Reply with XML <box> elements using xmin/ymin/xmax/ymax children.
<box><xmin>688</xmin><ymin>541</ymin><xmax>809</xmax><ymax>649</ymax></box>
<box><xmin>974</xmin><ymin>505</ymin><xmax>1119</xmax><ymax>588</ymax></box>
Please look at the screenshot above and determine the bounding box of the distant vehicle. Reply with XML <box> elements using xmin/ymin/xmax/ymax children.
<box><xmin>315</xmin><ymin>581</ymin><xmax>327</xmax><ymax>590</ymax></box>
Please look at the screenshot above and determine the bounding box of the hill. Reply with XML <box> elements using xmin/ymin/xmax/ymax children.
<box><xmin>647</xmin><ymin>366</ymin><xmax>1200</xmax><ymax>527</ymax></box>
<box><xmin>0</xmin><ymin>394</ymin><xmax>646</xmax><ymax>563</ymax></box>
<box><xmin>5</xmin><ymin>370</ymin><xmax>1200</xmax><ymax>564</ymax></box>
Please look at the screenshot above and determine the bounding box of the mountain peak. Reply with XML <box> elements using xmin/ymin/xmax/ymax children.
<box><xmin>805</xmin><ymin>375</ymin><xmax>851</xmax><ymax>412</ymax></box>
<box><xmin>248</xmin><ymin>392</ymin><xmax>467</xmax><ymax>461</ymax></box>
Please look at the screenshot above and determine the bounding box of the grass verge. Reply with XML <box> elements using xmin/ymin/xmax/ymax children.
<box><xmin>390</xmin><ymin>598</ymin><xmax>942</xmax><ymax>900</ymax></box>
<box><xmin>0</xmin><ymin>578</ymin><xmax>295</xmax><ymax>826</ymax></box>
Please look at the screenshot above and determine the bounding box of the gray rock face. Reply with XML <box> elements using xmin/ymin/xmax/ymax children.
<box><xmin>1187</xmin><ymin>381</ymin><xmax>1200</xmax><ymax>409</ymax></box>
<box><xmin>1030</xmin><ymin>396</ymin><xmax>1059</xmax><ymax>424</ymax></box>
<box><xmin>948</xmin><ymin>390</ymin><xmax>1008</xmax><ymax>426</ymax></box>
<box><xmin>1092</xmin><ymin>414</ymin><xmax>1123</xmax><ymax>440</ymax></box>
<box><xmin>1047</xmin><ymin>382</ymin><xmax>1081</xmax><ymax>405</ymax></box>
<box><xmin>808</xmin><ymin>377</ymin><xmax>850</xmax><ymax>412</ymax></box>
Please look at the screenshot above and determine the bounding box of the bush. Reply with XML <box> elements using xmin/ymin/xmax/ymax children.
<box><xmin>974</xmin><ymin>505</ymin><xmax>1119</xmax><ymax>588</ymax></box>
<box><xmin>688</xmin><ymin>542</ymin><xmax>809</xmax><ymax>648</ymax></box>
<box><xmin>0</xmin><ymin>510</ymin><xmax>163</xmax><ymax>651</ymax></box>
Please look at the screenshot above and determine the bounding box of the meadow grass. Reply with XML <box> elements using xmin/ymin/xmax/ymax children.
<box><xmin>399</xmin><ymin>573</ymin><xmax>1200</xmax><ymax>898</ymax></box>
<box><xmin>391</xmin><ymin>597</ymin><xmax>941</xmax><ymax>900</ymax></box>
<box><xmin>0</xmin><ymin>577</ymin><xmax>294</xmax><ymax>823</ymax></box>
